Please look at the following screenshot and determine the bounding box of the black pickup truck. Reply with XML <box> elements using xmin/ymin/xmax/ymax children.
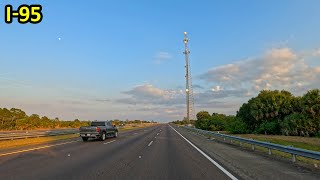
<box><xmin>79</xmin><ymin>121</ymin><xmax>118</xmax><ymax>141</ymax></box>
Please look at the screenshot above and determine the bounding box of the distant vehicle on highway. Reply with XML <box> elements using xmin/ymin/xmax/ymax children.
<box><xmin>79</xmin><ymin>121</ymin><xmax>118</xmax><ymax>141</ymax></box>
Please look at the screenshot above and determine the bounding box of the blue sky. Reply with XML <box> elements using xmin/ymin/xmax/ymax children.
<box><xmin>1</xmin><ymin>1</ymin><xmax>320</xmax><ymax>122</ymax></box>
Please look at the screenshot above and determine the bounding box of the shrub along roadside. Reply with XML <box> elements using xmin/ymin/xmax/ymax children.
<box><xmin>173</xmin><ymin>89</ymin><xmax>320</xmax><ymax>137</ymax></box>
<box><xmin>236</xmin><ymin>89</ymin><xmax>320</xmax><ymax>137</ymax></box>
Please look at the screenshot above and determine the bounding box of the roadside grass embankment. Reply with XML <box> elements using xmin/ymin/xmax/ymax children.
<box><xmin>235</xmin><ymin>134</ymin><xmax>320</xmax><ymax>152</ymax></box>
<box><xmin>186</xmin><ymin>127</ymin><xmax>320</xmax><ymax>167</ymax></box>
<box><xmin>0</xmin><ymin>134</ymin><xmax>79</xmax><ymax>150</ymax></box>
<box><xmin>231</xmin><ymin>134</ymin><xmax>320</xmax><ymax>166</ymax></box>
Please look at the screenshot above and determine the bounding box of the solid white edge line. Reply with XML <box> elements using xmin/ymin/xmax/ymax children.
<box><xmin>103</xmin><ymin>140</ymin><xmax>116</xmax><ymax>144</ymax></box>
<box><xmin>0</xmin><ymin>140</ymin><xmax>80</xmax><ymax>157</ymax></box>
<box><xmin>169</xmin><ymin>125</ymin><xmax>238</xmax><ymax>180</ymax></box>
<box><xmin>148</xmin><ymin>140</ymin><xmax>153</xmax><ymax>147</ymax></box>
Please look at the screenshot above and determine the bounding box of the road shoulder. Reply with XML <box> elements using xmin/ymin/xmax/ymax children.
<box><xmin>174</xmin><ymin>125</ymin><xmax>320</xmax><ymax>180</ymax></box>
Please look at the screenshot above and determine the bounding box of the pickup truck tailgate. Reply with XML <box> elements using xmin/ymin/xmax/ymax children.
<box><xmin>79</xmin><ymin>126</ymin><xmax>98</xmax><ymax>133</ymax></box>
<box><xmin>79</xmin><ymin>126</ymin><xmax>100</xmax><ymax>138</ymax></box>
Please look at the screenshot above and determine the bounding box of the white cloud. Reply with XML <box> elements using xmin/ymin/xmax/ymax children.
<box><xmin>114</xmin><ymin>47</ymin><xmax>320</xmax><ymax>121</ymax></box>
<box><xmin>117</xmin><ymin>84</ymin><xmax>247</xmax><ymax>106</ymax></box>
<box><xmin>200</xmin><ymin>47</ymin><xmax>320</xmax><ymax>96</ymax></box>
<box><xmin>154</xmin><ymin>52</ymin><xmax>172</xmax><ymax>64</ymax></box>
<box><xmin>114</xmin><ymin>83</ymin><xmax>247</xmax><ymax>120</ymax></box>
<box><xmin>211</xmin><ymin>85</ymin><xmax>222</xmax><ymax>92</ymax></box>
<box><xmin>117</xmin><ymin>84</ymin><xmax>185</xmax><ymax>105</ymax></box>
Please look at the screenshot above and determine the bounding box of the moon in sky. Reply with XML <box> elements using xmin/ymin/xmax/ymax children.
<box><xmin>58</xmin><ymin>37</ymin><xmax>62</xmax><ymax>41</ymax></box>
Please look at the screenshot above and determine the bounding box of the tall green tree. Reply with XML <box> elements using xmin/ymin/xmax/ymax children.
<box><xmin>237</xmin><ymin>90</ymin><xmax>297</xmax><ymax>134</ymax></box>
<box><xmin>196</xmin><ymin>111</ymin><xmax>211</xmax><ymax>120</ymax></box>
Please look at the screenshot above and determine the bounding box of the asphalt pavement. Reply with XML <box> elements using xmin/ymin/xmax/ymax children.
<box><xmin>0</xmin><ymin>124</ymin><xmax>233</xmax><ymax>180</ymax></box>
<box><xmin>1</xmin><ymin>124</ymin><xmax>319</xmax><ymax>180</ymax></box>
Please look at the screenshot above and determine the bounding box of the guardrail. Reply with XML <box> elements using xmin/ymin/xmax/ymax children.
<box><xmin>181</xmin><ymin>125</ymin><xmax>320</xmax><ymax>162</ymax></box>
<box><xmin>0</xmin><ymin>129</ymin><xmax>79</xmax><ymax>141</ymax></box>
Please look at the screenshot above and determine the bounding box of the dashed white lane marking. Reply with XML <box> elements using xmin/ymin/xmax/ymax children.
<box><xmin>0</xmin><ymin>140</ymin><xmax>80</xmax><ymax>157</ymax></box>
<box><xmin>169</xmin><ymin>125</ymin><xmax>238</xmax><ymax>180</ymax></box>
<box><xmin>148</xmin><ymin>141</ymin><xmax>153</xmax><ymax>147</ymax></box>
<box><xmin>103</xmin><ymin>140</ymin><xmax>116</xmax><ymax>144</ymax></box>
<box><xmin>133</xmin><ymin>133</ymin><xmax>138</xmax><ymax>135</ymax></box>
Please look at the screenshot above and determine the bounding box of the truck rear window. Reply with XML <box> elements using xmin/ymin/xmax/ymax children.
<box><xmin>91</xmin><ymin>122</ymin><xmax>105</xmax><ymax>126</ymax></box>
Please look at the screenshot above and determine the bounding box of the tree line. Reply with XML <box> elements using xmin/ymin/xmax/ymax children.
<box><xmin>0</xmin><ymin>108</ymin><xmax>155</xmax><ymax>130</ymax></box>
<box><xmin>110</xmin><ymin>119</ymin><xmax>155</xmax><ymax>126</ymax></box>
<box><xmin>173</xmin><ymin>89</ymin><xmax>320</xmax><ymax>137</ymax></box>
<box><xmin>0</xmin><ymin>108</ymin><xmax>90</xmax><ymax>130</ymax></box>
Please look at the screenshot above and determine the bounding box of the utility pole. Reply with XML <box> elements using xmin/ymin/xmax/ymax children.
<box><xmin>183</xmin><ymin>32</ymin><xmax>195</xmax><ymax>123</ymax></box>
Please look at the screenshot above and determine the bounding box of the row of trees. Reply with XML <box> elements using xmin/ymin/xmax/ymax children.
<box><xmin>111</xmin><ymin>119</ymin><xmax>155</xmax><ymax>126</ymax></box>
<box><xmin>173</xmin><ymin>89</ymin><xmax>320</xmax><ymax>137</ymax></box>
<box><xmin>172</xmin><ymin>111</ymin><xmax>238</xmax><ymax>132</ymax></box>
<box><xmin>0</xmin><ymin>108</ymin><xmax>90</xmax><ymax>130</ymax></box>
<box><xmin>0</xmin><ymin>108</ymin><xmax>156</xmax><ymax>130</ymax></box>
<box><xmin>193</xmin><ymin>111</ymin><xmax>239</xmax><ymax>132</ymax></box>
<box><xmin>237</xmin><ymin>89</ymin><xmax>320</xmax><ymax>137</ymax></box>
<box><xmin>171</xmin><ymin>119</ymin><xmax>195</xmax><ymax>125</ymax></box>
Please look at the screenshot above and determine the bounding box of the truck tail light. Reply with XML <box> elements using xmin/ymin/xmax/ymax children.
<box><xmin>96</xmin><ymin>127</ymin><xmax>101</xmax><ymax>132</ymax></box>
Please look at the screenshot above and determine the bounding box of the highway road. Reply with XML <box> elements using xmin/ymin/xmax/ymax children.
<box><xmin>0</xmin><ymin>124</ymin><xmax>319</xmax><ymax>180</ymax></box>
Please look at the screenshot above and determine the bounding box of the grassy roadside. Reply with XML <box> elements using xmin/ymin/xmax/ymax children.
<box><xmin>223</xmin><ymin>133</ymin><xmax>320</xmax><ymax>166</ymax></box>
<box><xmin>0</xmin><ymin>123</ymin><xmax>158</xmax><ymax>150</ymax></box>
<box><xmin>184</xmin><ymin>127</ymin><xmax>320</xmax><ymax>166</ymax></box>
<box><xmin>0</xmin><ymin>134</ymin><xmax>79</xmax><ymax>150</ymax></box>
<box><xmin>234</xmin><ymin>134</ymin><xmax>320</xmax><ymax>152</ymax></box>
<box><xmin>233</xmin><ymin>134</ymin><xmax>320</xmax><ymax>166</ymax></box>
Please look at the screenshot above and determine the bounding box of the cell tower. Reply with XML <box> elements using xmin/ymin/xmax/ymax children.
<box><xmin>183</xmin><ymin>32</ymin><xmax>195</xmax><ymax>123</ymax></box>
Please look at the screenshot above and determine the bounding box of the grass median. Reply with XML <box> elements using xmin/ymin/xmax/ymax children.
<box><xmin>0</xmin><ymin>134</ymin><xmax>79</xmax><ymax>150</ymax></box>
<box><xmin>118</xmin><ymin>123</ymin><xmax>157</xmax><ymax>131</ymax></box>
